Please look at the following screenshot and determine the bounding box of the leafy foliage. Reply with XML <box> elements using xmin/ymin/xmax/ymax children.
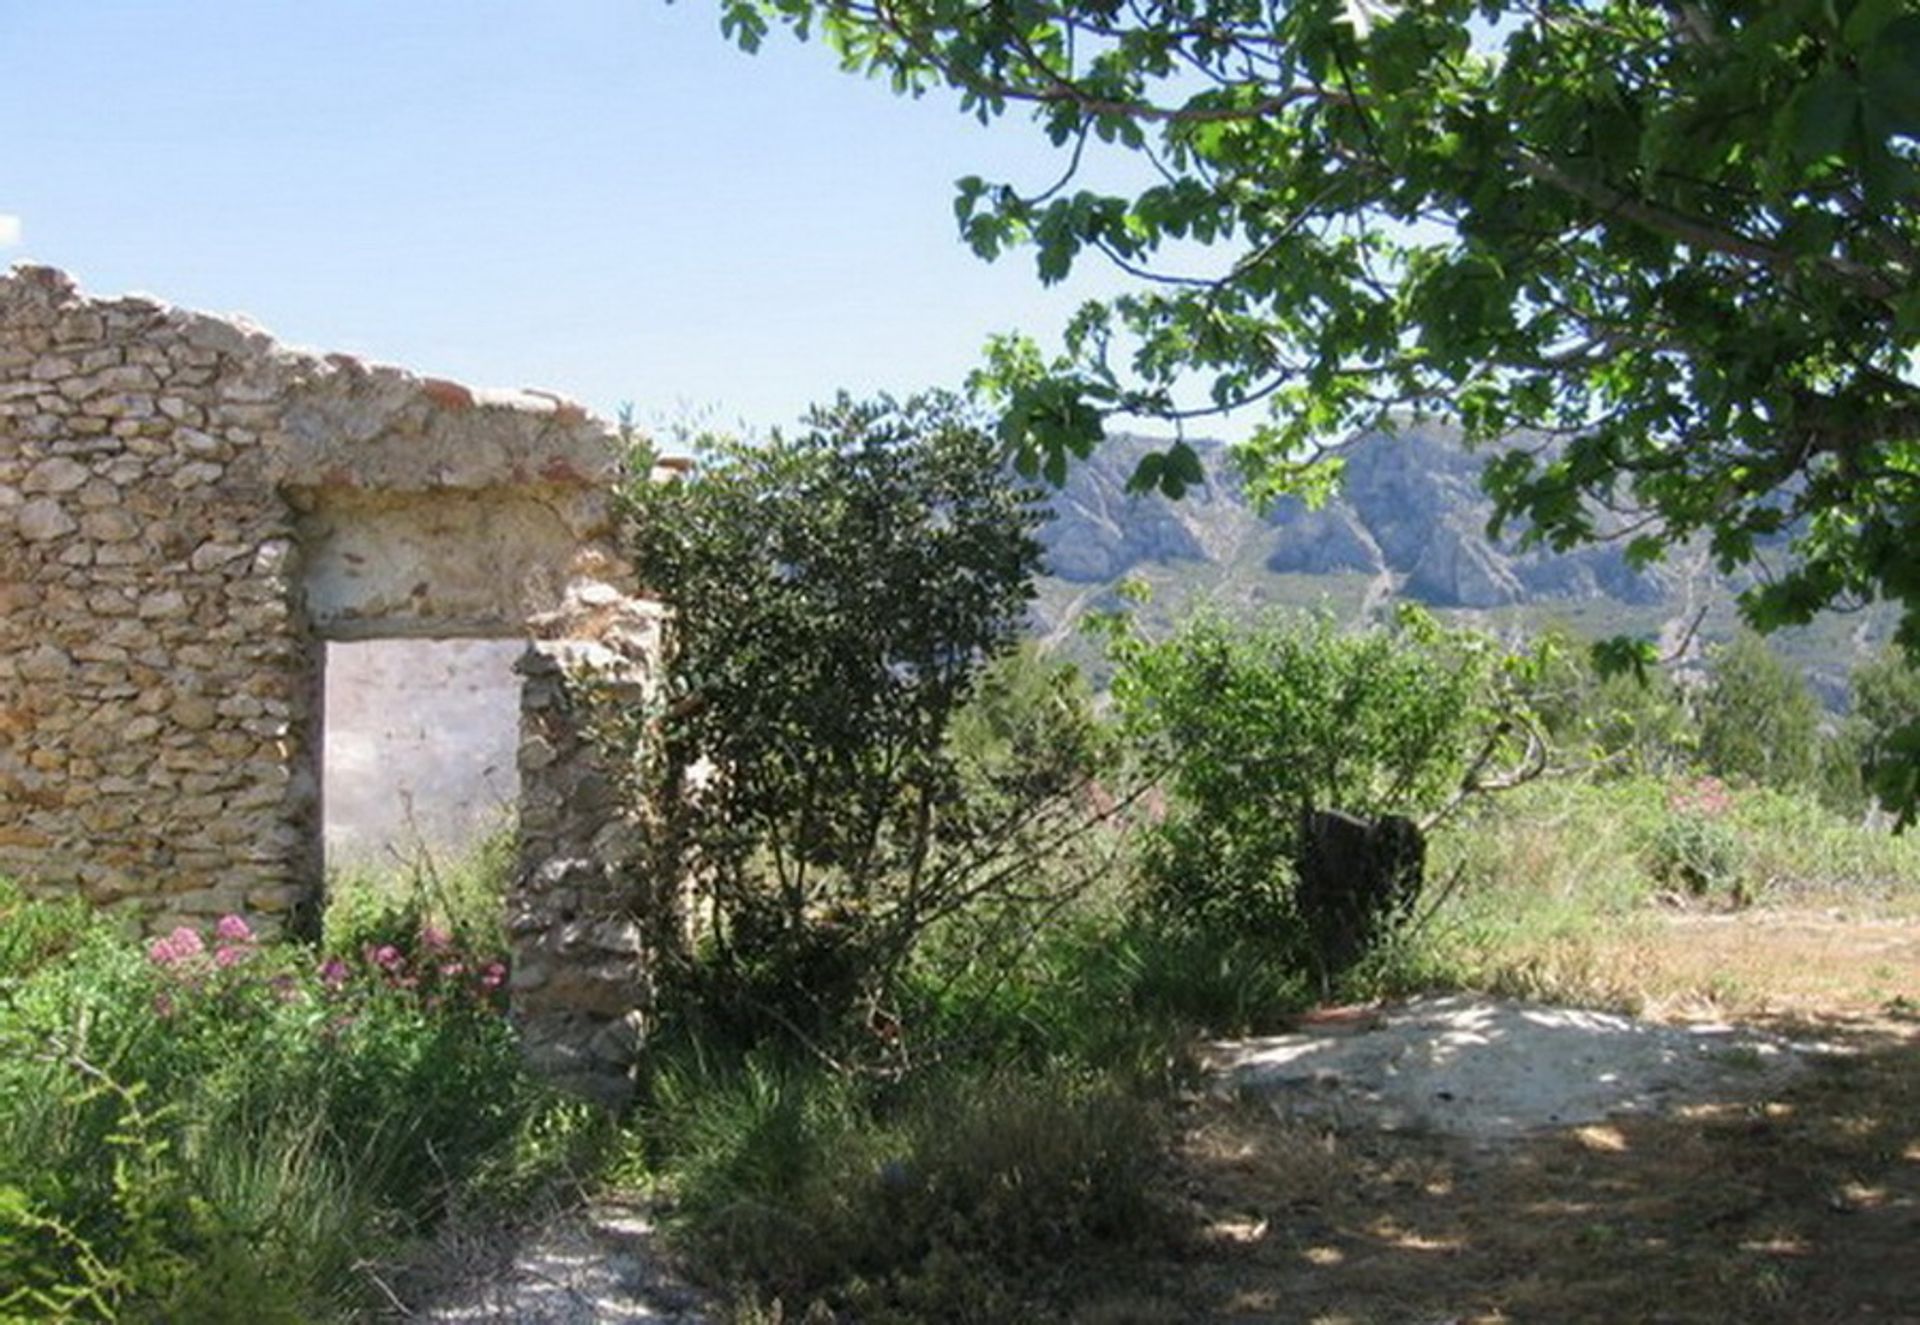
<box><xmin>1849</xmin><ymin>643</ymin><xmax>1920</xmax><ymax>815</ymax></box>
<box><xmin>0</xmin><ymin>899</ymin><xmax>576</xmax><ymax>1320</ymax></box>
<box><xmin>617</xmin><ymin>395</ymin><xmax>1070</xmax><ymax>1041</ymax></box>
<box><xmin>719</xmin><ymin>0</ymin><xmax>1920</xmax><ymax>819</ymax></box>
<box><xmin>1696</xmin><ymin>631</ymin><xmax>1826</xmax><ymax>795</ymax></box>
<box><xmin>1651</xmin><ymin>776</ymin><xmax>1751</xmax><ymax>903</ymax></box>
<box><xmin>0</xmin><ymin>877</ymin><xmax>94</xmax><ymax>981</ymax></box>
<box><xmin>1528</xmin><ymin>627</ymin><xmax>1699</xmax><ymax>778</ymax></box>
<box><xmin>1109</xmin><ymin>606</ymin><xmax>1535</xmax><ymax>952</ymax></box>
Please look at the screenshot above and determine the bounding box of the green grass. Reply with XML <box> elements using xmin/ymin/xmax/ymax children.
<box><xmin>619</xmin><ymin>885</ymin><xmax>1324</xmax><ymax>1320</ymax></box>
<box><xmin>322</xmin><ymin>824</ymin><xmax>515</xmax><ymax>956</ymax></box>
<box><xmin>1364</xmin><ymin>775</ymin><xmax>1920</xmax><ymax>1013</ymax></box>
<box><xmin>629</xmin><ymin>1039</ymin><xmax>1175</xmax><ymax>1323</ymax></box>
<box><xmin>0</xmin><ymin>859</ymin><xmax>595</xmax><ymax>1322</ymax></box>
<box><xmin>621</xmin><ymin>772</ymin><xmax>1920</xmax><ymax>1320</ymax></box>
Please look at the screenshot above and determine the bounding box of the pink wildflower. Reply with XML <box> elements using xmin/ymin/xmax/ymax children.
<box><xmin>149</xmin><ymin>926</ymin><xmax>205</xmax><ymax>965</ymax></box>
<box><xmin>479</xmin><ymin>962</ymin><xmax>507</xmax><ymax>990</ymax></box>
<box><xmin>214</xmin><ymin>944</ymin><xmax>247</xmax><ymax>969</ymax></box>
<box><xmin>440</xmin><ymin>961</ymin><xmax>466</xmax><ymax>978</ymax></box>
<box><xmin>319</xmin><ymin>957</ymin><xmax>349</xmax><ymax>989</ymax></box>
<box><xmin>214</xmin><ymin>914</ymin><xmax>254</xmax><ymax>943</ymax></box>
<box><xmin>372</xmin><ymin>944</ymin><xmax>403</xmax><ymax>971</ymax></box>
<box><xmin>420</xmin><ymin>923</ymin><xmax>452</xmax><ymax>951</ymax></box>
<box><xmin>1668</xmin><ymin>775</ymin><xmax>1733</xmax><ymax>818</ymax></box>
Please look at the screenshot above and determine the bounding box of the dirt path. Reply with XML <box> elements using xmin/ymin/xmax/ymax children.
<box><xmin>1142</xmin><ymin>1039</ymin><xmax>1918</xmax><ymax>1323</ymax></box>
<box><xmin>1081</xmin><ymin>908</ymin><xmax>1920</xmax><ymax>1324</ymax></box>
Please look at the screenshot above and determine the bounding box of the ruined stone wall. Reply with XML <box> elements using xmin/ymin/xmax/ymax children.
<box><xmin>0</xmin><ymin>268</ymin><xmax>314</xmax><ymax>923</ymax></box>
<box><xmin>0</xmin><ymin>266</ymin><xmax>630</xmax><ymax>931</ymax></box>
<box><xmin>510</xmin><ymin>639</ymin><xmax>658</xmax><ymax>1106</ymax></box>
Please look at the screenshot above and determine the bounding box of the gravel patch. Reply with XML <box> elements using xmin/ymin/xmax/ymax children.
<box><xmin>400</xmin><ymin>1198</ymin><xmax>707</xmax><ymax>1323</ymax></box>
<box><xmin>1206</xmin><ymin>994</ymin><xmax>1838</xmax><ymax>1142</ymax></box>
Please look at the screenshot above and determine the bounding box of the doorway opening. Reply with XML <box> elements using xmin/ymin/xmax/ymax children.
<box><xmin>321</xmin><ymin>638</ymin><xmax>524</xmax><ymax>886</ymax></box>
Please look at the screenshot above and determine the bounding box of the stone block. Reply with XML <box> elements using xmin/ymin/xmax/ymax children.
<box><xmin>16</xmin><ymin>497</ymin><xmax>76</xmax><ymax>541</ymax></box>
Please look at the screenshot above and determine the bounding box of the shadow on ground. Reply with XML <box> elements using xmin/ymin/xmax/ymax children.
<box><xmin>1093</xmin><ymin>1018</ymin><xmax>1919</xmax><ymax>1324</ymax></box>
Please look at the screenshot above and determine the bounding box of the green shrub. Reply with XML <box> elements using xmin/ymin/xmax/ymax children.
<box><xmin>1850</xmin><ymin>643</ymin><xmax>1920</xmax><ymax>819</ymax></box>
<box><xmin>0</xmin><ymin>899</ymin><xmax>573</xmax><ymax>1320</ymax></box>
<box><xmin>1697</xmin><ymin>631</ymin><xmax>1825</xmax><ymax>794</ymax></box>
<box><xmin>614</xmin><ymin>395</ymin><xmax>1079</xmax><ymax>1048</ymax></box>
<box><xmin>1110</xmin><ymin>605</ymin><xmax>1530</xmax><ymax>974</ymax></box>
<box><xmin>0</xmin><ymin>876</ymin><xmax>101</xmax><ymax>981</ymax></box>
<box><xmin>1650</xmin><ymin>814</ymin><xmax>1750</xmax><ymax>902</ymax></box>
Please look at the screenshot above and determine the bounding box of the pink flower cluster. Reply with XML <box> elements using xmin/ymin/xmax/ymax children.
<box><xmin>1668</xmin><ymin>775</ymin><xmax>1733</xmax><ymax>819</ymax></box>
<box><xmin>337</xmin><ymin>922</ymin><xmax>509</xmax><ymax>1013</ymax></box>
<box><xmin>143</xmin><ymin>913</ymin><xmax>510</xmax><ymax>1019</ymax></box>
<box><xmin>147</xmin><ymin>914</ymin><xmax>257</xmax><ymax>970</ymax></box>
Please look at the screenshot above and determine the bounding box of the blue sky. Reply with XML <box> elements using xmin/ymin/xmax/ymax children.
<box><xmin>0</xmin><ymin>0</ymin><xmax>1131</xmax><ymax>435</ymax></box>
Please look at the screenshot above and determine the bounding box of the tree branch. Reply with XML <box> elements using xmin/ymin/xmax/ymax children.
<box><xmin>1513</xmin><ymin>150</ymin><xmax>1901</xmax><ymax>306</ymax></box>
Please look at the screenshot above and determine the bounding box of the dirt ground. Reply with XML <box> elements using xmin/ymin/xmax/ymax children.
<box><xmin>1082</xmin><ymin>907</ymin><xmax>1920</xmax><ymax>1324</ymax></box>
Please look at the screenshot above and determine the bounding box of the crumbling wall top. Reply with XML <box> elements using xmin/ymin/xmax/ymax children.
<box><xmin>0</xmin><ymin>264</ymin><xmax>625</xmax><ymax>494</ymax></box>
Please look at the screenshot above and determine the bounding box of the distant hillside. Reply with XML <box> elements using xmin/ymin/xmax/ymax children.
<box><xmin>1029</xmin><ymin>426</ymin><xmax>1892</xmax><ymax>706</ymax></box>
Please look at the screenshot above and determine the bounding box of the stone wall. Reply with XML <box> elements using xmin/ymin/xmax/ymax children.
<box><xmin>0</xmin><ymin>265</ymin><xmax>632</xmax><ymax>932</ymax></box>
<box><xmin>509</xmin><ymin>639</ymin><xmax>658</xmax><ymax>1106</ymax></box>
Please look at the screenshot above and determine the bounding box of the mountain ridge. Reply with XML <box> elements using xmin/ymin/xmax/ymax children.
<box><xmin>1028</xmin><ymin>425</ymin><xmax>1887</xmax><ymax>706</ymax></box>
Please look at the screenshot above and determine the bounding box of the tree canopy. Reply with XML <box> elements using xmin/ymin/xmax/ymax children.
<box><xmin>718</xmin><ymin>0</ymin><xmax>1920</xmax><ymax>817</ymax></box>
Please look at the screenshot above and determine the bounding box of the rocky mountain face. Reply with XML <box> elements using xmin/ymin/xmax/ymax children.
<box><xmin>1028</xmin><ymin>426</ymin><xmax>1885</xmax><ymax>704</ymax></box>
<box><xmin>1037</xmin><ymin>425</ymin><xmax>1673</xmax><ymax>606</ymax></box>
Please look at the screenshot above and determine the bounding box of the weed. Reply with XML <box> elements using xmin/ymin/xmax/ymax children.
<box><xmin>637</xmin><ymin>1043</ymin><xmax>1170</xmax><ymax>1320</ymax></box>
<box><xmin>0</xmin><ymin>887</ymin><xmax>579</xmax><ymax>1320</ymax></box>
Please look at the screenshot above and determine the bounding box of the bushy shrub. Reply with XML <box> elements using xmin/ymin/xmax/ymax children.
<box><xmin>1109</xmin><ymin>605</ymin><xmax>1533</xmax><ymax>973</ymax></box>
<box><xmin>615</xmin><ymin>395</ymin><xmax>1090</xmax><ymax>1047</ymax></box>
<box><xmin>1650</xmin><ymin>815</ymin><xmax>1749</xmax><ymax>901</ymax></box>
<box><xmin>1849</xmin><ymin>643</ymin><xmax>1920</xmax><ymax>819</ymax></box>
<box><xmin>0</xmin><ymin>876</ymin><xmax>99</xmax><ymax>980</ymax></box>
<box><xmin>1697</xmin><ymin>631</ymin><xmax>1825</xmax><ymax>794</ymax></box>
<box><xmin>1649</xmin><ymin>777</ymin><xmax>1751</xmax><ymax>904</ymax></box>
